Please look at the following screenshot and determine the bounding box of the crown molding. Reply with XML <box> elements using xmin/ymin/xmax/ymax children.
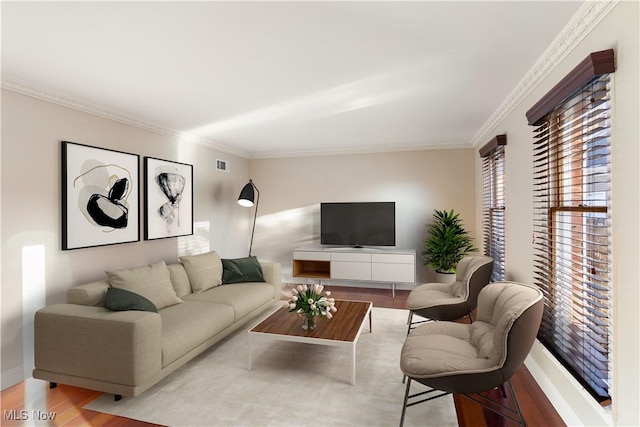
<box><xmin>248</xmin><ymin>142</ymin><xmax>473</xmax><ymax>159</ymax></box>
<box><xmin>2</xmin><ymin>76</ymin><xmax>471</xmax><ymax>159</ymax></box>
<box><xmin>470</xmin><ymin>0</ymin><xmax>620</xmax><ymax>147</ymax></box>
<box><xmin>2</xmin><ymin>0</ymin><xmax>619</xmax><ymax>158</ymax></box>
<box><xmin>0</xmin><ymin>78</ymin><xmax>249</xmax><ymax>159</ymax></box>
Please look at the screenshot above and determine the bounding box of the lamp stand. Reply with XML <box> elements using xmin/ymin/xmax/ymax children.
<box><xmin>248</xmin><ymin>185</ymin><xmax>259</xmax><ymax>257</ymax></box>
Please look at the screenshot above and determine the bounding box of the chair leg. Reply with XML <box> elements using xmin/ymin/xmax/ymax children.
<box><xmin>499</xmin><ymin>382</ymin><xmax>507</xmax><ymax>398</ymax></box>
<box><xmin>507</xmin><ymin>380</ymin><xmax>526</xmax><ymax>426</ymax></box>
<box><xmin>399</xmin><ymin>378</ymin><xmax>452</xmax><ymax>426</ymax></box>
<box><xmin>399</xmin><ymin>377</ymin><xmax>411</xmax><ymax>427</ymax></box>
<box><xmin>403</xmin><ymin>311</ymin><xmax>413</xmax><ymax>385</ymax></box>
<box><xmin>406</xmin><ymin>312</ymin><xmax>434</xmax><ymax>333</ymax></box>
<box><xmin>461</xmin><ymin>380</ymin><xmax>526</xmax><ymax>426</ymax></box>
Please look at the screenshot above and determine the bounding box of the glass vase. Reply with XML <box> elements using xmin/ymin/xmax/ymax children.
<box><xmin>301</xmin><ymin>312</ymin><xmax>316</xmax><ymax>330</ymax></box>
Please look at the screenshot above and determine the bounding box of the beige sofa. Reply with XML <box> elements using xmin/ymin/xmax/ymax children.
<box><xmin>33</xmin><ymin>252</ymin><xmax>281</xmax><ymax>399</ymax></box>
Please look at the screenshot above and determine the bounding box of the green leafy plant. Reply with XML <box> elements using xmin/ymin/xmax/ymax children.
<box><xmin>421</xmin><ymin>209</ymin><xmax>477</xmax><ymax>273</ymax></box>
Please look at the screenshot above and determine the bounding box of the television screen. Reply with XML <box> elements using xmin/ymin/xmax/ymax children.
<box><xmin>320</xmin><ymin>202</ymin><xmax>395</xmax><ymax>247</ymax></box>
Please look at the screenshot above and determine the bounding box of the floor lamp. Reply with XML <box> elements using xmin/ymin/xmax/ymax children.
<box><xmin>237</xmin><ymin>179</ymin><xmax>259</xmax><ymax>256</ymax></box>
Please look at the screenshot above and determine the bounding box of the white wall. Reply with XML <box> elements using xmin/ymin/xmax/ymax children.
<box><xmin>0</xmin><ymin>90</ymin><xmax>252</xmax><ymax>388</ymax></box>
<box><xmin>248</xmin><ymin>149</ymin><xmax>476</xmax><ymax>284</ymax></box>
<box><xmin>473</xmin><ymin>1</ymin><xmax>639</xmax><ymax>425</ymax></box>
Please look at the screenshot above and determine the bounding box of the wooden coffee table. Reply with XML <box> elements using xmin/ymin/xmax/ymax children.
<box><xmin>248</xmin><ymin>299</ymin><xmax>372</xmax><ymax>385</ymax></box>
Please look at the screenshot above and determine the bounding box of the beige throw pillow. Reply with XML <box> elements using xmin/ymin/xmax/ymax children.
<box><xmin>106</xmin><ymin>260</ymin><xmax>182</xmax><ymax>310</ymax></box>
<box><xmin>167</xmin><ymin>263</ymin><xmax>192</xmax><ymax>298</ymax></box>
<box><xmin>179</xmin><ymin>251</ymin><xmax>223</xmax><ymax>293</ymax></box>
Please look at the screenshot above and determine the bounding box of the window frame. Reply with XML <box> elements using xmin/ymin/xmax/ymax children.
<box><xmin>480</xmin><ymin>134</ymin><xmax>506</xmax><ymax>282</ymax></box>
<box><xmin>526</xmin><ymin>49</ymin><xmax>615</xmax><ymax>404</ymax></box>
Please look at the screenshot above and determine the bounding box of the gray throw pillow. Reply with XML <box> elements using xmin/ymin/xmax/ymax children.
<box><xmin>222</xmin><ymin>256</ymin><xmax>265</xmax><ymax>284</ymax></box>
<box><xmin>105</xmin><ymin>287</ymin><xmax>158</xmax><ymax>313</ymax></box>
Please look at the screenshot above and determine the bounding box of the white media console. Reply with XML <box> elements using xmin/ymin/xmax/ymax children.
<box><xmin>292</xmin><ymin>247</ymin><xmax>416</xmax><ymax>296</ymax></box>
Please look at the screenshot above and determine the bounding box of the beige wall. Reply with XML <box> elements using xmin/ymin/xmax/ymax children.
<box><xmin>0</xmin><ymin>92</ymin><xmax>476</xmax><ymax>388</ymax></box>
<box><xmin>473</xmin><ymin>2</ymin><xmax>639</xmax><ymax>425</ymax></box>
<box><xmin>0</xmin><ymin>90</ymin><xmax>253</xmax><ymax>388</ymax></box>
<box><xmin>248</xmin><ymin>149</ymin><xmax>476</xmax><ymax>283</ymax></box>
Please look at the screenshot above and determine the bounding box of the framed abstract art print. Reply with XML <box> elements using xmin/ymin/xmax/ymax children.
<box><xmin>61</xmin><ymin>141</ymin><xmax>140</xmax><ymax>250</ymax></box>
<box><xmin>144</xmin><ymin>156</ymin><xmax>194</xmax><ymax>240</ymax></box>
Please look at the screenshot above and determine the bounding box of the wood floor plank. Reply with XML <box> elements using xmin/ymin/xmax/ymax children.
<box><xmin>0</xmin><ymin>382</ymin><xmax>27</xmax><ymax>413</ymax></box>
<box><xmin>2</xmin><ymin>284</ymin><xmax>564</xmax><ymax>427</ymax></box>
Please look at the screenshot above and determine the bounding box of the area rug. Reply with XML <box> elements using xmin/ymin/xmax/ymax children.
<box><xmin>84</xmin><ymin>306</ymin><xmax>457</xmax><ymax>426</ymax></box>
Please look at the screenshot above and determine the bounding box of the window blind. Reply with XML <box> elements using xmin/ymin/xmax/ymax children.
<box><xmin>480</xmin><ymin>135</ymin><xmax>506</xmax><ymax>282</ymax></box>
<box><xmin>530</xmin><ymin>70</ymin><xmax>612</xmax><ymax>403</ymax></box>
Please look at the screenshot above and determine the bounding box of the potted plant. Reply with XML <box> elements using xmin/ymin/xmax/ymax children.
<box><xmin>421</xmin><ymin>209</ymin><xmax>477</xmax><ymax>283</ymax></box>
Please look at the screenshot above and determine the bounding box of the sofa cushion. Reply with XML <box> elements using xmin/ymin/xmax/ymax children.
<box><xmin>179</xmin><ymin>251</ymin><xmax>223</xmax><ymax>293</ymax></box>
<box><xmin>184</xmin><ymin>283</ymin><xmax>275</xmax><ymax>321</ymax></box>
<box><xmin>159</xmin><ymin>301</ymin><xmax>235</xmax><ymax>366</ymax></box>
<box><xmin>221</xmin><ymin>256</ymin><xmax>266</xmax><ymax>284</ymax></box>
<box><xmin>107</xmin><ymin>260</ymin><xmax>182</xmax><ymax>310</ymax></box>
<box><xmin>167</xmin><ymin>263</ymin><xmax>192</xmax><ymax>298</ymax></box>
<box><xmin>105</xmin><ymin>287</ymin><xmax>158</xmax><ymax>313</ymax></box>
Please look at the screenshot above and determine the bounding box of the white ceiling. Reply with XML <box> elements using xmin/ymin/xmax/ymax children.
<box><xmin>1</xmin><ymin>1</ymin><xmax>584</xmax><ymax>158</ymax></box>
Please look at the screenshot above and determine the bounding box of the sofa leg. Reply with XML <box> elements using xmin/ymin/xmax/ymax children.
<box><xmin>49</xmin><ymin>382</ymin><xmax>57</xmax><ymax>389</ymax></box>
<box><xmin>114</xmin><ymin>394</ymin><xmax>122</xmax><ymax>401</ymax></box>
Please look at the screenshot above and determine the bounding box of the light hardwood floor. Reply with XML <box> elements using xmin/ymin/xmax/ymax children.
<box><xmin>1</xmin><ymin>285</ymin><xmax>565</xmax><ymax>427</ymax></box>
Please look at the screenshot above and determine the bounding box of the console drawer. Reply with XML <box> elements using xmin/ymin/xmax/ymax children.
<box><xmin>372</xmin><ymin>263</ymin><xmax>415</xmax><ymax>283</ymax></box>
<box><xmin>293</xmin><ymin>251</ymin><xmax>330</xmax><ymax>261</ymax></box>
<box><xmin>331</xmin><ymin>252</ymin><xmax>371</xmax><ymax>262</ymax></box>
<box><xmin>371</xmin><ymin>253</ymin><xmax>415</xmax><ymax>264</ymax></box>
<box><xmin>331</xmin><ymin>261</ymin><xmax>372</xmax><ymax>280</ymax></box>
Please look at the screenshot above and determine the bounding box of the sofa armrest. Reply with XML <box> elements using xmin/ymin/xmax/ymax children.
<box><xmin>66</xmin><ymin>280</ymin><xmax>110</xmax><ymax>306</ymax></box>
<box><xmin>259</xmin><ymin>261</ymin><xmax>281</xmax><ymax>298</ymax></box>
<box><xmin>34</xmin><ymin>304</ymin><xmax>162</xmax><ymax>387</ymax></box>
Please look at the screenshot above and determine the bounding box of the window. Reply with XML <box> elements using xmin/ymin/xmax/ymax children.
<box><xmin>526</xmin><ymin>49</ymin><xmax>615</xmax><ymax>403</ymax></box>
<box><xmin>480</xmin><ymin>135</ymin><xmax>506</xmax><ymax>282</ymax></box>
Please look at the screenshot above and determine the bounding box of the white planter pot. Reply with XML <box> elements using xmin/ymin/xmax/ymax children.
<box><xmin>435</xmin><ymin>272</ymin><xmax>456</xmax><ymax>284</ymax></box>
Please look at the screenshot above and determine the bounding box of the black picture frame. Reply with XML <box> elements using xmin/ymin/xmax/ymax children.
<box><xmin>144</xmin><ymin>156</ymin><xmax>194</xmax><ymax>240</ymax></box>
<box><xmin>61</xmin><ymin>141</ymin><xmax>140</xmax><ymax>250</ymax></box>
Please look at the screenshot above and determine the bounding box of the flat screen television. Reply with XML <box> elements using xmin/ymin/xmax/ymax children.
<box><xmin>320</xmin><ymin>202</ymin><xmax>395</xmax><ymax>247</ymax></box>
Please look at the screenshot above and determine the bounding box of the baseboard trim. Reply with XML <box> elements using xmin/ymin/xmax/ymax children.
<box><xmin>1</xmin><ymin>366</ymin><xmax>25</xmax><ymax>390</ymax></box>
<box><xmin>525</xmin><ymin>341</ymin><xmax>613</xmax><ymax>426</ymax></box>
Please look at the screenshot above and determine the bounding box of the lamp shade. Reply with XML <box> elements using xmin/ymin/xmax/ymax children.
<box><xmin>238</xmin><ymin>180</ymin><xmax>255</xmax><ymax>207</ymax></box>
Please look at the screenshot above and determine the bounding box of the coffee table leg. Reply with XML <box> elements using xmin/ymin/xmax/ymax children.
<box><xmin>248</xmin><ymin>336</ymin><xmax>253</xmax><ymax>371</ymax></box>
<box><xmin>351</xmin><ymin>344</ymin><xmax>356</xmax><ymax>385</ymax></box>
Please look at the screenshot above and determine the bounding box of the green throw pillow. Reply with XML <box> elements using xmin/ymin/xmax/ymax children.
<box><xmin>105</xmin><ymin>287</ymin><xmax>158</xmax><ymax>313</ymax></box>
<box><xmin>222</xmin><ymin>256</ymin><xmax>265</xmax><ymax>284</ymax></box>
